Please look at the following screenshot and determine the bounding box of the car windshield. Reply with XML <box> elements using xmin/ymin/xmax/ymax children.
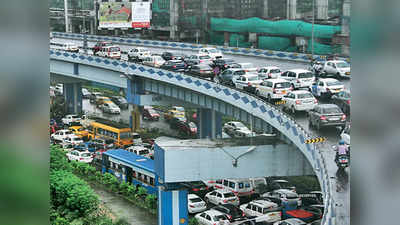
<box><xmin>224</xmin><ymin>192</ymin><xmax>235</xmax><ymax>198</ymax></box>
<box><xmin>234</xmin><ymin>70</ymin><xmax>246</xmax><ymax>75</ymax></box>
<box><xmin>199</xmin><ymin>55</ymin><xmax>211</xmax><ymax>59</ymax></box>
<box><xmin>326</xmin><ymin>81</ymin><xmax>342</xmax><ymax>86</ymax></box>
<box><xmin>120</xmin><ymin>132</ymin><xmax>132</xmax><ymax>139</ymax></box>
<box><xmin>71</xmin><ymin>115</ymin><xmax>79</xmax><ymax>119</ymax></box>
<box><xmin>139</xmin><ymin>149</ymin><xmax>150</xmax><ymax>155</ymax></box>
<box><xmin>263</xmin><ymin>207</ymin><xmax>279</xmax><ymax>214</ymax></box>
<box><xmin>208</xmin><ymin>49</ymin><xmax>219</xmax><ymax>53</ymax></box>
<box><xmin>322</xmin><ymin>107</ymin><xmax>342</xmax><ymax>114</ymax></box>
<box><xmin>254</xmin><ymin>179</ymin><xmax>265</xmax><ymax>186</ymax></box>
<box><xmin>270</xmin><ymin>69</ymin><xmax>281</xmax><ymax>73</ymax></box>
<box><xmin>132</xmin><ymin>134</ymin><xmax>141</xmax><ymax>139</ymax></box>
<box><xmin>298</xmin><ymin>72</ymin><xmax>314</xmax><ymax>78</ymax></box>
<box><xmin>336</xmin><ymin>62</ymin><xmax>350</xmax><ymax>68</ymax></box>
<box><xmin>297</xmin><ymin>93</ymin><xmax>314</xmax><ymax>99</ymax></box>
<box><xmin>110</xmin><ymin>47</ymin><xmax>120</xmax><ymax>52</ymax></box>
<box><xmin>189</xmin><ymin>197</ymin><xmax>203</xmax><ymax>203</ymax></box>
<box><xmin>65</xmin><ymin>131</ymin><xmax>72</xmax><ymax>135</ymax></box>
<box><xmin>189</xmin><ymin>122</ymin><xmax>197</xmax><ymax>128</ymax></box>
<box><xmin>247</xmin><ymin>76</ymin><xmax>259</xmax><ymax>81</ymax></box>
<box><xmin>81</xmin><ymin>153</ymin><xmax>91</xmax><ymax>157</ymax></box>
<box><xmin>274</xmin><ymin>82</ymin><xmax>291</xmax><ymax>89</ymax></box>
<box><xmin>234</xmin><ymin>123</ymin><xmax>246</xmax><ymax>128</ymax></box>
<box><xmin>241</xmin><ymin>63</ymin><xmax>254</xmax><ymax>69</ymax></box>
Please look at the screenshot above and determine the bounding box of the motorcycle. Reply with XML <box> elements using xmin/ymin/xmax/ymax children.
<box><xmin>332</xmin><ymin>145</ymin><xmax>350</xmax><ymax>169</ymax></box>
<box><xmin>309</xmin><ymin>61</ymin><xmax>324</xmax><ymax>77</ymax></box>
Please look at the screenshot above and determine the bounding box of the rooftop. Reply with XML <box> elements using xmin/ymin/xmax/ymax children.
<box><xmin>104</xmin><ymin>149</ymin><xmax>154</xmax><ymax>172</ymax></box>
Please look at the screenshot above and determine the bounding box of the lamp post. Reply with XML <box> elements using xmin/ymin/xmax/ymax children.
<box><xmin>311</xmin><ymin>0</ymin><xmax>315</xmax><ymax>59</ymax></box>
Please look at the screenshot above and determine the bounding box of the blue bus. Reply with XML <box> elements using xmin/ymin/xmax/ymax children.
<box><xmin>102</xmin><ymin>149</ymin><xmax>158</xmax><ymax>195</ymax></box>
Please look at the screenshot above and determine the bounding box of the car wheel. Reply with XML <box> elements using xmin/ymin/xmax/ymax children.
<box><xmin>336</xmin><ymin>72</ymin><xmax>341</xmax><ymax>79</ymax></box>
<box><xmin>255</xmin><ymin>90</ymin><xmax>260</xmax><ymax>96</ymax></box>
<box><xmin>291</xmin><ymin>106</ymin><xmax>296</xmax><ymax>114</ymax></box>
<box><xmin>267</xmin><ymin>95</ymin><xmax>272</xmax><ymax>103</ymax></box>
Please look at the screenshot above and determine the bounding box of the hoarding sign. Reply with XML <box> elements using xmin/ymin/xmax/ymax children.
<box><xmin>131</xmin><ymin>2</ymin><xmax>151</xmax><ymax>28</ymax></box>
<box><xmin>99</xmin><ymin>2</ymin><xmax>132</xmax><ymax>28</ymax></box>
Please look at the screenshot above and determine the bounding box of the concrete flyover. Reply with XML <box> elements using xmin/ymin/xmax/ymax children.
<box><xmin>50</xmin><ymin>49</ymin><xmax>338</xmax><ymax>225</ymax></box>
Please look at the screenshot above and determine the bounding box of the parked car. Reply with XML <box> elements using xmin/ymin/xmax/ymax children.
<box><xmin>92</xmin><ymin>137</ymin><xmax>115</xmax><ymax>149</ymax></box>
<box><xmin>66</xmin><ymin>150</ymin><xmax>93</xmax><ymax>163</ymax></box>
<box><xmin>110</xmin><ymin>96</ymin><xmax>128</xmax><ymax>110</ymax></box>
<box><xmin>310</xmin><ymin>78</ymin><xmax>344</xmax><ymax>99</ymax></box>
<box><xmin>128</xmin><ymin>47</ymin><xmax>151</xmax><ymax>62</ymax></box>
<box><xmin>249</xmin><ymin>177</ymin><xmax>268</xmax><ymax>195</ymax></box>
<box><xmin>126</xmin><ymin>145</ymin><xmax>153</xmax><ymax>159</ymax></box>
<box><xmin>189</xmin><ymin>64</ymin><xmax>214</xmax><ymax>79</ymax></box>
<box><xmin>240</xmin><ymin>200</ymin><xmax>281</xmax><ymax>224</ymax></box>
<box><xmin>212</xmin><ymin>204</ymin><xmax>246</xmax><ymax>222</ymax></box>
<box><xmin>280</xmin><ymin>69</ymin><xmax>315</xmax><ymax>90</ymax></box>
<box><xmin>161</xmin><ymin>52</ymin><xmax>186</xmax><ymax>61</ymax></box>
<box><xmin>195</xmin><ymin>209</ymin><xmax>230</xmax><ymax>225</ymax></box>
<box><xmin>92</xmin><ymin>41</ymin><xmax>113</xmax><ymax>54</ymax></box>
<box><xmin>216</xmin><ymin>68</ymin><xmax>246</xmax><ymax>86</ymax></box>
<box><xmin>62</xmin><ymin>114</ymin><xmax>82</xmax><ymax>126</ymax></box>
<box><xmin>181</xmin><ymin>181</ymin><xmax>210</xmax><ymax>198</ymax></box>
<box><xmin>273</xmin><ymin>218</ymin><xmax>306</xmax><ymax>225</ymax></box>
<box><xmin>96</xmin><ymin>45</ymin><xmax>121</xmax><ymax>59</ymax></box>
<box><xmin>235</xmin><ymin>62</ymin><xmax>258</xmax><ymax>73</ymax></box>
<box><xmin>322</xmin><ymin>60</ymin><xmax>351</xmax><ymax>78</ymax></box>
<box><xmin>198</xmin><ymin>47</ymin><xmax>223</xmax><ymax>59</ymax></box>
<box><xmin>282</xmin><ymin>90</ymin><xmax>318</xmax><ymax>114</ymax></box>
<box><xmin>331</xmin><ymin>90</ymin><xmax>350</xmax><ymax>115</ymax></box>
<box><xmin>234</xmin><ymin>74</ymin><xmax>263</xmax><ymax>90</ymax></box>
<box><xmin>204</xmin><ymin>189</ymin><xmax>240</xmax><ymax>206</ymax></box>
<box><xmin>141</xmin><ymin>55</ymin><xmax>166</xmax><ymax>68</ymax></box>
<box><xmin>58</xmin><ymin>42</ymin><xmax>79</xmax><ymax>52</ymax></box>
<box><xmin>258</xmin><ymin>66</ymin><xmax>282</xmax><ymax>79</ymax></box>
<box><xmin>262</xmin><ymin>189</ymin><xmax>302</xmax><ymax>207</ymax></box>
<box><xmin>308</xmin><ymin>104</ymin><xmax>347</xmax><ymax>131</ymax></box>
<box><xmin>255</xmin><ymin>78</ymin><xmax>292</xmax><ymax>102</ymax></box>
<box><xmin>188</xmin><ymin>194</ymin><xmax>207</xmax><ymax>214</ymax></box>
<box><xmin>212</xmin><ymin>58</ymin><xmax>236</xmax><ymax>71</ymax></box>
<box><xmin>73</xmin><ymin>142</ymin><xmax>101</xmax><ymax>153</ymax></box>
<box><xmin>51</xmin><ymin>129</ymin><xmax>75</xmax><ymax>142</ymax></box>
<box><xmin>81</xmin><ymin>88</ymin><xmax>92</xmax><ymax>99</ymax></box>
<box><xmin>59</xmin><ymin>142</ymin><xmax>74</xmax><ymax>152</ymax></box>
<box><xmin>142</xmin><ymin>107</ymin><xmax>160</xmax><ymax>121</ymax></box>
<box><xmin>160</xmin><ymin>60</ymin><xmax>187</xmax><ymax>72</ymax></box>
<box><xmin>63</xmin><ymin>135</ymin><xmax>84</xmax><ymax>145</ymax></box>
<box><xmin>223</xmin><ymin>121</ymin><xmax>250</xmax><ymax>136</ymax></box>
<box><xmin>99</xmin><ymin>101</ymin><xmax>121</xmax><ymax>114</ymax></box>
<box><xmin>217</xmin><ymin>178</ymin><xmax>254</xmax><ymax>198</ymax></box>
<box><xmin>185</xmin><ymin>54</ymin><xmax>213</xmax><ymax>67</ymax></box>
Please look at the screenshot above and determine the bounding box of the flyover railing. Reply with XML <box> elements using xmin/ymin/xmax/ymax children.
<box><xmin>50</xmin><ymin>49</ymin><xmax>336</xmax><ymax>225</ymax></box>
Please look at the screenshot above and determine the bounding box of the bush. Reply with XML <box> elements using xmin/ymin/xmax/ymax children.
<box><xmin>188</xmin><ymin>217</ymin><xmax>200</xmax><ymax>225</ymax></box>
<box><xmin>50</xmin><ymin>145</ymin><xmax>71</xmax><ymax>171</ymax></box>
<box><xmin>102</xmin><ymin>173</ymin><xmax>120</xmax><ymax>192</ymax></box>
<box><xmin>145</xmin><ymin>194</ymin><xmax>157</xmax><ymax>210</ymax></box>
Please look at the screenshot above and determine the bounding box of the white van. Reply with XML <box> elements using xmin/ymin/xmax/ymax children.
<box><xmin>219</xmin><ymin>178</ymin><xmax>254</xmax><ymax>197</ymax></box>
<box><xmin>96</xmin><ymin>45</ymin><xmax>121</xmax><ymax>59</ymax></box>
<box><xmin>249</xmin><ymin>177</ymin><xmax>268</xmax><ymax>194</ymax></box>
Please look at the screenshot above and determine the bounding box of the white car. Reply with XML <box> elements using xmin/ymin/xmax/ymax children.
<box><xmin>323</xmin><ymin>60</ymin><xmax>351</xmax><ymax>78</ymax></box>
<box><xmin>198</xmin><ymin>47</ymin><xmax>223</xmax><ymax>59</ymax></box>
<box><xmin>188</xmin><ymin>194</ymin><xmax>207</xmax><ymax>214</ymax></box>
<box><xmin>59</xmin><ymin>142</ymin><xmax>75</xmax><ymax>152</ymax></box>
<box><xmin>204</xmin><ymin>189</ymin><xmax>240</xmax><ymax>206</ymax></box>
<box><xmin>96</xmin><ymin>46</ymin><xmax>121</xmax><ymax>59</ymax></box>
<box><xmin>128</xmin><ymin>47</ymin><xmax>151</xmax><ymax>61</ymax></box>
<box><xmin>262</xmin><ymin>189</ymin><xmax>302</xmax><ymax>207</ymax></box>
<box><xmin>258</xmin><ymin>66</ymin><xmax>282</xmax><ymax>79</ymax></box>
<box><xmin>63</xmin><ymin>135</ymin><xmax>84</xmax><ymax>145</ymax></box>
<box><xmin>255</xmin><ymin>78</ymin><xmax>292</xmax><ymax>102</ymax></box>
<box><xmin>310</xmin><ymin>78</ymin><xmax>344</xmax><ymax>98</ymax></box>
<box><xmin>195</xmin><ymin>209</ymin><xmax>230</xmax><ymax>225</ymax></box>
<box><xmin>51</xmin><ymin>129</ymin><xmax>75</xmax><ymax>142</ymax></box>
<box><xmin>66</xmin><ymin>150</ymin><xmax>93</xmax><ymax>163</ymax></box>
<box><xmin>100</xmin><ymin>102</ymin><xmax>121</xmax><ymax>114</ymax></box>
<box><xmin>142</xmin><ymin>55</ymin><xmax>166</xmax><ymax>68</ymax></box>
<box><xmin>273</xmin><ymin>218</ymin><xmax>306</xmax><ymax>225</ymax></box>
<box><xmin>62</xmin><ymin>42</ymin><xmax>79</xmax><ymax>52</ymax></box>
<box><xmin>282</xmin><ymin>90</ymin><xmax>318</xmax><ymax>114</ymax></box>
<box><xmin>81</xmin><ymin>88</ymin><xmax>92</xmax><ymax>98</ymax></box>
<box><xmin>234</xmin><ymin>74</ymin><xmax>263</xmax><ymax>90</ymax></box>
<box><xmin>341</xmin><ymin>124</ymin><xmax>350</xmax><ymax>145</ymax></box>
<box><xmin>126</xmin><ymin>145</ymin><xmax>153</xmax><ymax>159</ymax></box>
<box><xmin>62</xmin><ymin>114</ymin><xmax>81</xmax><ymax>126</ymax></box>
<box><xmin>280</xmin><ymin>69</ymin><xmax>315</xmax><ymax>90</ymax></box>
<box><xmin>240</xmin><ymin>200</ymin><xmax>281</xmax><ymax>224</ymax></box>
<box><xmin>235</xmin><ymin>62</ymin><xmax>258</xmax><ymax>73</ymax></box>
<box><xmin>223</xmin><ymin>121</ymin><xmax>250</xmax><ymax>136</ymax></box>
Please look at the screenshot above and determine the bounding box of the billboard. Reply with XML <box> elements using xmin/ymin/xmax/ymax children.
<box><xmin>131</xmin><ymin>2</ymin><xmax>151</xmax><ymax>28</ymax></box>
<box><xmin>99</xmin><ymin>2</ymin><xmax>132</xmax><ymax>28</ymax></box>
<box><xmin>99</xmin><ymin>2</ymin><xmax>151</xmax><ymax>29</ymax></box>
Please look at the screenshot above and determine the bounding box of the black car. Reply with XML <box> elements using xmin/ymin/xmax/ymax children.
<box><xmin>161</xmin><ymin>52</ymin><xmax>186</xmax><ymax>61</ymax></box>
<box><xmin>331</xmin><ymin>90</ymin><xmax>350</xmax><ymax>115</ymax></box>
<box><xmin>216</xmin><ymin>69</ymin><xmax>246</xmax><ymax>86</ymax></box>
<box><xmin>188</xmin><ymin>64</ymin><xmax>214</xmax><ymax>79</ymax></box>
<box><xmin>185</xmin><ymin>54</ymin><xmax>213</xmax><ymax>67</ymax></box>
<box><xmin>211</xmin><ymin>204</ymin><xmax>246</xmax><ymax>222</ymax></box>
<box><xmin>169</xmin><ymin>116</ymin><xmax>188</xmax><ymax>129</ymax></box>
<box><xmin>180</xmin><ymin>181</ymin><xmax>210</xmax><ymax>198</ymax></box>
<box><xmin>212</xmin><ymin>58</ymin><xmax>236</xmax><ymax>71</ymax></box>
<box><xmin>110</xmin><ymin>96</ymin><xmax>128</xmax><ymax>110</ymax></box>
<box><xmin>308</xmin><ymin>104</ymin><xmax>346</xmax><ymax>131</ymax></box>
<box><xmin>160</xmin><ymin>60</ymin><xmax>187</xmax><ymax>72</ymax></box>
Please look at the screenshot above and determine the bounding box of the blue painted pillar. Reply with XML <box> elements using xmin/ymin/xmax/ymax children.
<box><xmin>127</xmin><ymin>78</ymin><xmax>143</xmax><ymax>131</ymax></box>
<box><xmin>158</xmin><ymin>187</ymin><xmax>188</xmax><ymax>225</ymax></box>
<box><xmin>197</xmin><ymin>108</ymin><xmax>222</xmax><ymax>139</ymax></box>
<box><xmin>64</xmin><ymin>83</ymin><xmax>82</xmax><ymax>114</ymax></box>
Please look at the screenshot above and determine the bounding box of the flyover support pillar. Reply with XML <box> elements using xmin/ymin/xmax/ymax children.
<box><xmin>316</xmin><ymin>0</ymin><xmax>329</xmax><ymax>20</ymax></box>
<box><xmin>197</xmin><ymin>108</ymin><xmax>222</xmax><ymax>139</ymax></box>
<box><xmin>157</xmin><ymin>187</ymin><xmax>188</xmax><ymax>225</ymax></box>
<box><xmin>287</xmin><ymin>0</ymin><xmax>297</xmax><ymax>20</ymax></box>
<box><xmin>127</xmin><ymin>77</ymin><xmax>143</xmax><ymax>132</ymax></box>
<box><xmin>64</xmin><ymin>83</ymin><xmax>82</xmax><ymax>114</ymax></box>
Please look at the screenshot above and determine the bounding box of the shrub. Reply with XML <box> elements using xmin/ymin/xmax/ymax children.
<box><xmin>188</xmin><ymin>217</ymin><xmax>200</xmax><ymax>225</ymax></box>
<box><xmin>145</xmin><ymin>194</ymin><xmax>157</xmax><ymax>210</ymax></box>
<box><xmin>50</xmin><ymin>145</ymin><xmax>71</xmax><ymax>171</ymax></box>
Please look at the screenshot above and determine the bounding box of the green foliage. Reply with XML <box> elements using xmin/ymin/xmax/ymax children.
<box><xmin>136</xmin><ymin>186</ymin><xmax>148</xmax><ymax>199</ymax></box>
<box><xmin>145</xmin><ymin>194</ymin><xmax>157</xmax><ymax>210</ymax></box>
<box><xmin>114</xmin><ymin>218</ymin><xmax>130</xmax><ymax>225</ymax></box>
<box><xmin>189</xmin><ymin>217</ymin><xmax>200</xmax><ymax>225</ymax></box>
<box><xmin>50</xmin><ymin>145</ymin><xmax>72</xmax><ymax>171</ymax></box>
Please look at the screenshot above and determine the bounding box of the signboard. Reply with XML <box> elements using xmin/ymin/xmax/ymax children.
<box><xmin>99</xmin><ymin>2</ymin><xmax>133</xmax><ymax>28</ymax></box>
<box><xmin>131</xmin><ymin>2</ymin><xmax>151</xmax><ymax>28</ymax></box>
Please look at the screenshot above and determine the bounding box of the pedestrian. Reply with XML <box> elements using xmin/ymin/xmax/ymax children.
<box><xmin>213</xmin><ymin>65</ymin><xmax>220</xmax><ymax>82</ymax></box>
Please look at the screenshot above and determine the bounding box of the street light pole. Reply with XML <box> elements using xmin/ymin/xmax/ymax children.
<box><xmin>64</xmin><ymin>0</ymin><xmax>69</xmax><ymax>32</ymax></box>
<box><xmin>311</xmin><ymin>0</ymin><xmax>315</xmax><ymax>59</ymax></box>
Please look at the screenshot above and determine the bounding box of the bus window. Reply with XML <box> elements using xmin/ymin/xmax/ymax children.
<box><xmin>149</xmin><ymin>177</ymin><xmax>154</xmax><ymax>186</ymax></box>
<box><xmin>132</xmin><ymin>171</ymin><xmax>136</xmax><ymax>178</ymax></box>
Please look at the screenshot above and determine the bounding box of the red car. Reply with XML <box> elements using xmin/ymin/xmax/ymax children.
<box><xmin>142</xmin><ymin>107</ymin><xmax>160</xmax><ymax>121</ymax></box>
<box><xmin>177</xmin><ymin>121</ymin><xmax>197</xmax><ymax>137</ymax></box>
<box><xmin>92</xmin><ymin>41</ymin><xmax>113</xmax><ymax>54</ymax></box>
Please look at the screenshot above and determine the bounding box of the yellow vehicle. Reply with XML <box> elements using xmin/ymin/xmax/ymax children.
<box><xmin>163</xmin><ymin>110</ymin><xmax>185</xmax><ymax>121</ymax></box>
<box><xmin>87</xmin><ymin>118</ymin><xmax>134</xmax><ymax>148</ymax></box>
<box><xmin>95</xmin><ymin>96</ymin><xmax>111</xmax><ymax>107</ymax></box>
<box><xmin>69</xmin><ymin>126</ymin><xmax>89</xmax><ymax>140</ymax></box>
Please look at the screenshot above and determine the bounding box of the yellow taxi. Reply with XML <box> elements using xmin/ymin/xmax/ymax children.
<box><xmin>163</xmin><ymin>109</ymin><xmax>186</xmax><ymax>121</ymax></box>
<box><xmin>69</xmin><ymin>126</ymin><xmax>89</xmax><ymax>139</ymax></box>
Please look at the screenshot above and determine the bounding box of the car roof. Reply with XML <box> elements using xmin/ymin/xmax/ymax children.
<box><xmin>206</xmin><ymin>209</ymin><xmax>225</xmax><ymax>216</ymax></box>
<box><xmin>170</xmin><ymin>60</ymin><xmax>184</xmax><ymax>63</ymax></box>
<box><xmin>287</xmin><ymin>69</ymin><xmax>311</xmax><ymax>73</ymax></box>
<box><xmin>216</xmin><ymin>189</ymin><xmax>234</xmax><ymax>194</ymax></box>
<box><xmin>240</xmin><ymin>74</ymin><xmax>259</xmax><ymax>78</ymax></box>
<box><xmin>290</xmin><ymin>90</ymin><xmax>312</xmax><ymax>95</ymax></box>
<box><xmin>273</xmin><ymin>179</ymin><xmax>289</xmax><ymax>183</ymax></box>
<box><xmin>317</xmin><ymin>104</ymin><xmax>340</xmax><ymax>108</ymax></box>
<box><xmin>267</xmin><ymin>78</ymin><xmax>290</xmax><ymax>83</ymax></box>
<box><xmin>328</xmin><ymin>60</ymin><xmax>347</xmax><ymax>63</ymax></box>
<box><xmin>251</xmin><ymin>200</ymin><xmax>277</xmax><ymax>207</ymax></box>
<box><xmin>228</xmin><ymin>121</ymin><xmax>244</xmax><ymax>125</ymax></box>
<box><xmin>225</xmin><ymin>68</ymin><xmax>245</xmax><ymax>72</ymax></box>
<box><xmin>261</xmin><ymin>66</ymin><xmax>280</xmax><ymax>69</ymax></box>
<box><xmin>318</xmin><ymin>78</ymin><xmax>339</xmax><ymax>82</ymax></box>
<box><xmin>237</xmin><ymin>62</ymin><xmax>254</xmax><ymax>66</ymax></box>
<box><xmin>275</xmin><ymin>189</ymin><xmax>297</xmax><ymax>194</ymax></box>
<box><xmin>188</xmin><ymin>194</ymin><xmax>201</xmax><ymax>199</ymax></box>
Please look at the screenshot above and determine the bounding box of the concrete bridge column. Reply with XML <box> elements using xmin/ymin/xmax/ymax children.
<box><xmin>127</xmin><ymin>78</ymin><xmax>144</xmax><ymax>132</ymax></box>
<box><xmin>157</xmin><ymin>187</ymin><xmax>188</xmax><ymax>225</ymax></box>
<box><xmin>197</xmin><ymin>108</ymin><xmax>222</xmax><ymax>139</ymax></box>
<box><xmin>316</xmin><ymin>0</ymin><xmax>329</xmax><ymax>20</ymax></box>
<box><xmin>287</xmin><ymin>0</ymin><xmax>297</xmax><ymax>20</ymax></box>
<box><xmin>64</xmin><ymin>83</ymin><xmax>82</xmax><ymax>114</ymax></box>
